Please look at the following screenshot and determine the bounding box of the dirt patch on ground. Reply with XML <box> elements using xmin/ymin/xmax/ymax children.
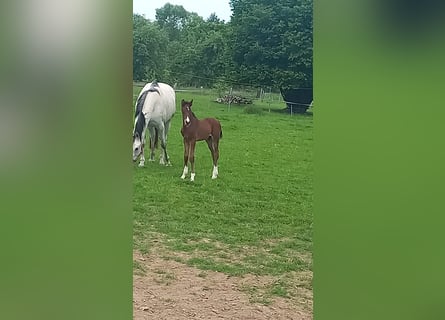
<box><xmin>133</xmin><ymin>250</ymin><xmax>312</xmax><ymax>320</ymax></box>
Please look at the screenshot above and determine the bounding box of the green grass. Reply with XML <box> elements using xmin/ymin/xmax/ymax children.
<box><xmin>132</xmin><ymin>84</ymin><xmax>313</xmax><ymax>300</ymax></box>
<box><xmin>239</xmin><ymin>284</ymin><xmax>274</xmax><ymax>305</ymax></box>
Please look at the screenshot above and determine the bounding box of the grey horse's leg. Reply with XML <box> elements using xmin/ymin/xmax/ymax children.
<box><xmin>138</xmin><ymin>145</ymin><xmax>145</xmax><ymax>167</ymax></box>
<box><xmin>157</xmin><ymin>122</ymin><xmax>167</xmax><ymax>165</ymax></box>
<box><xmin>148</xmin><ymin>126</ymin><xmax>156</xmax><ymax>161</ymax></box>
<box><xmin>160</xmin><ymin>120</ymin><xmax>172</xmax><ymax>166</ymax></box>
<box><xmin>138</xmin><ymin>129</ymin><xmax>147</xmax><ymax>167</ymax></box>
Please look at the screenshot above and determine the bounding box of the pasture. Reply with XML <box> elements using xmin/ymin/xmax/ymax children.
<box><xmin>133</xmin><ymin>84</ymin><xmax>313</xmax><ymax>311</ymax></box>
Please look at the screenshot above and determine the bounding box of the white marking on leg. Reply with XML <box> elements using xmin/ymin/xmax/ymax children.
<box><xmin>190</xmin><ymin>172</ymin><xmax>195</xmax><ymax>182</ymax></box>
<box><xmin>180</xmin><ymin>166</ymin><xmax>188</xmax><ymax>179</ymax></box>
<box><xmin>138</xmin><ymin>156</ymin><xmax>145</xmax><ymax>167</ymax></box>
<box><xmin>211</xmin><ymin>165</ymin><xmax>218</xmax><ymax>179</ymax></box>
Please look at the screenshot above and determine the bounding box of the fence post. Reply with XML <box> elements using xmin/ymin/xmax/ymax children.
<box><xmin>228</xmin><ymin>87</ymin><xmax>233</xmax><ymax>111</ymax></box>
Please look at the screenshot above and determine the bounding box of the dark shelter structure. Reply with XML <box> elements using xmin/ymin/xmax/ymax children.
<box><xmin>280</xmin><ymin>87</ymin><xmax>313</xmax><ymax>114</ymax></box>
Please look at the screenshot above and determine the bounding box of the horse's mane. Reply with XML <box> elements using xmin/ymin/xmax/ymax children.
<box><xmin>134</xmin><ymin>90</ymin><xmax>149</xmax><ymax>118</ymax></box>
<box><xmin>133</xmin><ymin>112</ymin><xmax>145</xmax><ymax>139</ymax></box>
<box><xmin>133</xmin><ymin>89</ymin><xmax>149</xmax><ymax>139</ymax></box>
<box><xmin>133</xmin><ymin>82</ymin><xmax>162</xmax><ymax>139</ymax></box>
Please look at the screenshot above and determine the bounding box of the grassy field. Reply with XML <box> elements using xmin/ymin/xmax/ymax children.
<box><xmin>133</xmin><ymin>84</ymin><xmax>313</xmax><ymax>303</ymax></box>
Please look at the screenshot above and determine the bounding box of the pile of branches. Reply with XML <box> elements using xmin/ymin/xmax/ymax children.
<box><xmin>215</xmin><ymin>94</ymin><xmax>252</xmax><ymax>105</ymax></box>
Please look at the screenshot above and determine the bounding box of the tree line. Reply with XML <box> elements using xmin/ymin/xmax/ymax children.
<box><xmin>133</xmin><ymin>0</ymin><xmax>312</xmax><ymax>91</ymax></box>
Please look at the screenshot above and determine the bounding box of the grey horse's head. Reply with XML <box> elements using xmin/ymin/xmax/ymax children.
<box><xmin>132</xmin><ymin>113</ymin><xmax>145</xmax><ymax>161</ymax></box>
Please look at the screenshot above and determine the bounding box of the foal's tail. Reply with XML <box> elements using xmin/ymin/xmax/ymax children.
<box><xmin>220</xmin><ymin>129</ymin><xmax>223</xmax><ymax>139</ymax></box>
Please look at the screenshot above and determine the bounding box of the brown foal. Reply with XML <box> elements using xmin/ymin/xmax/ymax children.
<box><xmin>180</xmin><ymin>99</ymin><xmax>222</xmax><ymax>181</ymax></box>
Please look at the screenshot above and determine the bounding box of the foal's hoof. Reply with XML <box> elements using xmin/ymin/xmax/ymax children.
<box><xmin>211</xmin><ymin>175</ymin><xmax>218</xmax><ymax>180</ymax></box>
<box><xmin>138</xmin><ymin>162</ymin><xmax>145</xmax><ymax>167</ymax></box>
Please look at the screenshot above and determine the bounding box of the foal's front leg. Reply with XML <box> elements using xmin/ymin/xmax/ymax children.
<box><xmin>181</xmin><ymin>140</ymin><xmax>189</xmax><ymax>179</ymax></box>
<box><xmin>189</xmin><ymin>140</ymin><xmax>196</xmax><ymax>182</ymax></box>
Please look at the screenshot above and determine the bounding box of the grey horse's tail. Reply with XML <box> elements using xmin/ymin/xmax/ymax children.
<box><xmin>147</xmin><ymin>81</ymin><xmax>160</xmax><ymax>94</ymax></box>
<box><xmin>150</xmin><ymin>128</ymin><xmax>159</xmax><ymax>149</ymax></box>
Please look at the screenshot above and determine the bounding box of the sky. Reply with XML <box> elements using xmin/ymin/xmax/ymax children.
<box><xmin>133</xmin><ymin>0</ymin><xmax>233</xmax><ymax>22</ymax></box>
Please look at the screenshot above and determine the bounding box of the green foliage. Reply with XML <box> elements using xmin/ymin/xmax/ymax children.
<box><xmin>132</xmin><ymin>14</ymin><xmax>168</xmax><ymax>81</ymax></box>
<box><xmin>214</xmin><ymin>78</ymin><xmax>231</xmax><ymax>97</ymax></box>
<box><xmin>229</xmin><ymin>0</ymin><xmax>313</xmax><ymax>89</ymax></box>
<box><xmin>133</xmin><ymin>1</ymin><xmax>312</xmax><ymax>89</ymax></box>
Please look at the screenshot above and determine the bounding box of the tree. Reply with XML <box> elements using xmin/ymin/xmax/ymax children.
<box><xmin>229</xmin><ymin>0</ymin><xmax>313</xmax><ymax>89</ymax></box>
<box><xmin>178</xmin><ymin>13</ymin><xmax>230</xmax><ymax>87</ymax></box>
<box><xmin>133</xmin><ymin>14</ymin><xmax>168</xmax><ymax>81</ymax></box>
<box><xmin>153</xmin><ymin>5</ymin><xmax>231</xmax><ymax>87</ymax></box>
<box><xmin>155</xmin><ymin>3</ymin><xmax>189</xmax><ymax>41</ymax></box>
<box><xmin>132</xmin><ymin>1</ymin><xmax>312</xmax><ymax>91</ymax></box>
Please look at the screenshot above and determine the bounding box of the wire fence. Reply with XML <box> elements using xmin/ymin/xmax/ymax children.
<box><xmin>134</xmin><ymin>79</ymin><xmax>313</xmax><ymax>115</ymax></box>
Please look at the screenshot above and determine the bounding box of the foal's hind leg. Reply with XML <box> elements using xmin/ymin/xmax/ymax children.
<box><xmin>206</xmin><ymin>136</ymin><xmax>219</xmax><ymax>179</ymax></box>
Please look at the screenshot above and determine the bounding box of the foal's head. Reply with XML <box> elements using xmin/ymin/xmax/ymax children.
<box><xmin>181</xmin><ymin>99</ymin><xmax>194</xmax><ymax>127</ymax></box>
